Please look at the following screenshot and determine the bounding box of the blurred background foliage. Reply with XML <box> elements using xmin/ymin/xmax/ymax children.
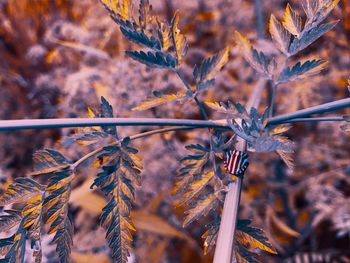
<box><xmin>0</xmin><ymin>0</ymin><xmax>349</xmax><ymax>262</ymax></box>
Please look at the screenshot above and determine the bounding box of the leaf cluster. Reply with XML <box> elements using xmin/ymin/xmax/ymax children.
<box><xmin>236</xmin><ymin>0</ymin><xmax>338</xmax><ymax>84</ymax></box>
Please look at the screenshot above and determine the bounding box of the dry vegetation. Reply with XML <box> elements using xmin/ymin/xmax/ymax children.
<box><xmin>0</xmin><ymin>0</ymin><xmax>350</xmax><ymax>262</ymax></box>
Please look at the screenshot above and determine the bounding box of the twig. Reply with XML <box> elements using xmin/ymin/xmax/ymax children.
<box><xmin>0</xmin><ymin>98</ymin><xmax>349</xmax><ymax>132</ymax></box>
<box><xmin>213</xmin><ymin>79</ymin><xmax>266</xmax><ymax>263</ymax></box>
<box><xmin>71</xmin><ymin>126</ymin><xmax>203</xmax><ymax>170</ymax></box>
<box><xmin>267</xmin><ymin>98</ymin><xmax>350</xmax><ymax>125</ymax></box>
<box><xmin>0</xmin><ymin>117</ymin><xmax>225</xmax><ymax>132</ymax></box>
<box><xmin>274</xmin><ymin>116</ymin><xmax>346</xmax><ymax>123</ymax></box>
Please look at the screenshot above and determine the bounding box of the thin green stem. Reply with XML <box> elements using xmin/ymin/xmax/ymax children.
<box><xmin>71</xmin><ymin>126</ymin><xmax>206</xmax><ymax>170</ymax></box>
<box><xmin>267</xmin><ymin>98</ymin><xmax>350</xmax><ymax>125</ymax></box>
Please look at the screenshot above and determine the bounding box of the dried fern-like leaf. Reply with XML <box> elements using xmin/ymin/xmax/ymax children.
<box><xmin>126</xmin><ymin>50</ymin><xmax>176</xmax><ymax>68</ymax></box>
<box><xmin>289</xmin><ymin>20</ymin><xmax>338</xmax><ymax>55</ymax></box>
<box><xmin>119</xmin><ymin>0</ymin><xmax>132</xmax><ymax>20</ymax></box>
<box><xmin>302</xmin><ymin>0</ymin><xmax>320</xmax><ymax>19</ymax></box>
<box><xmin>22</xmin><ymin>195</ymin><xmax>44</xmax><ymax>241</ymax></box>
<box><xmin>157</xmin><ymin>20</ymin><xmax>171</xmax><ymax>50</ymax></box>
<box><xmin>173</xmin><ymin>144</ymin><xmax>210</xmax><ymax>195</ymax></box>
<box><xmin>100</xmin><ymin>0</ymin><xmax>138</xmax><ymax>30</ymax></box>
<box><xmin>44</xmin><ymin>169</ymin><xmax>73</xmax><ymax>263</ymax></box>
<box><xmin>138</xmin><ymin>0</ymin><xmax>151</xmax><ymax>30</ymax></box>
<box><xmin>132</xmin><ymin>91</ymin><xmax>186</xmax><ymax>111</ymax></box>
<box><xmin>234</xmin><ymin>243</ymin><xmax>259</xmax><ymax>263</ymax></box>
<box><xmin>235</xmin><ymin>31</ymin><xmax>274</xmax><ymax>77</ymax></box>
<box><xmin>0</xmin><ymin>178</ymin><xmax>43</xmax><ymax>206</ymax></box>
<box><xmin>0</xmin><ymin>222</ymin><xmax>27</xmax><ymax>263</ymax></box>
<box><xmin>30</xmin><ymin>149</ymin><xmax>71</xmax><ymax>176</ymax></box>
<box><xmin>120</xmin><ymin>26</ymin><xmax>161</xmax><ymax>49</ymax></box>
<box><xmin>269</xmin><ymin>14</ymin><xmax>291</xmax><ymax>55</ymax></box>
<box><xmin>62</xmin><ymin>131</ymin><xmax>108</xmax><ymax>147</ymax></box>
<box><xmin>202</xmin><ymin>219</ymin><xmax>220</xmax><ymax>255</ymax></box>
<box><xmin>99</xmin><ymin>96</ymin><xmax>118</xmax><ymax>137</ymax></box>
<box><xmin>278</xmin><ymin>59</ymin><xmax>328</xmax><ymax>83</ymax></box>
<box><xmin>236</xmin><ymin>219</ymin><xmax>277</xmax><ymax>254</ymax></box>
<box><xmin>205</xmin><ymin>100</ymin><xmax>248</xmax><ymax>119</ymax></box>
<box><xmin>283</xmin><ymin>4</ymin><xmax>303</xmax><ymax>37</ymax></box>
<box><xmin>194</xmin><ymin>47</ymin><xmax>229</xmax><ymax>89</ymax></box>
<box><xmin>0</xmin><ymin>236</ymin><xmax>14</xmax><ymax>257</ymax></box>
<box><xmin>92</xmin><ymin>139</ymin><xmax>142</xmax><ymax>263</ymax></box>
<box><xmin>181</xmin><ymin>171</ymin><xmax>214</xmax><ymax>205</ymax></box>
<box><xmin>183</xmin><ymin>194</ymin><xmax>218</xmax><ymax>227</ymax></box>
<box><xmin>170</xmin><ymin>12</ymin><xmax>188</xmax><ymax>66</ymax></box>
<box><xmin>304</xmin><ymin>0</ymin><xmax>340</xmax><ymax>29</ymax></box>
<box><xmin>0</xmin><ymin>210</ymin><xmax>22</xmax><ymax>232</ymax></box>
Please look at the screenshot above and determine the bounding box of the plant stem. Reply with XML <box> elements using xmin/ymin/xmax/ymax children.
<box><xmin>276</xmin><ymin>116</ymin><xmax>346</xmax><ymax>123</ymax></box>
<box><xmin>268</xmin><ymin>82</ymin><xmax>276</xmax><ymax>117</ymax></box>
<box><xmin>213</xmin><ymin>79</ymin><xmax>266</xmax><ymax>263</ymax></box>
<box><xmin>71</xmin><ymin>126</ymin><xmax>203</xmax><ymax>170</ymax></box>
<box><xmin>0</xmin><ymin>99</ymin><xmax>349</xmax><ymax>132</ymax></box>
<box><xmin>0</xmin><ymin>117</ymin><xmax>224</xmax><ymax>132</ymax></box>
<box><xmin>267</xmin><ymin>98</ymin><xmax>350</xmax><ymax>125</ymax></box>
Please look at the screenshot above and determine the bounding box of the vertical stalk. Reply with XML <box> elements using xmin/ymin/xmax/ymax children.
<box><xmin>213</xmin><ymin>79</ymin><xmax>266</xmax><ymax>263</ymax></box>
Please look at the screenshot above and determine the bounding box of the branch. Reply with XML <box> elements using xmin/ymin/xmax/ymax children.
<box><xmin>0</xmin><ymin>99</ymin><xmax>349</xmax><ymax>132</ymax></box>
<box><xmin>213</xmin><ymin>79</ymin><xmax>266</xmax><ymax>263</ymax></box>
<box><xmin>267</xmin><ymin>98</ymin><xmax>350</xmax><ymax>125</ymax></box>
<box><xmin>71</xmin><ymin>126</ymin><xmax>200</xmax><ymax>170</ymax></box>
<box><xmin>0</xmin><ymin>117</ymin><xmax>225</xmax><ymax>132</ymax></box>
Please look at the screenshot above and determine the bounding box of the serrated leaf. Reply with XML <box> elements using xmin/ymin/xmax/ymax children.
<box><xmin>235</xmin><ymin>31</ymin><xmax>272</xmax><ymax>76</ymax></box>
<box><xmin>101</xmin><ymin>198</ymin><xmax>134</xmax><ymax>263</ymax></box>
<box><xmin>132</xmin><ymin>91</ymin><xmax>186</xmax><ymax>111</ymax></box>
<box><xmin>181</xmin><ymin>171</ymin><xmax>214</xmax><ymax>205</ymax></box>
<box><xmin>100</xmin><ymin>0</ymin><xmax>136</xmax><ymax>29</ymax></box>
<box><xmin>234</xmin><ymin>243</ymin><xmax>259</xmax><ymax>263</ymax></box>
<box><xmin>126</xmin><ymin>50</ymin><xmax>176</xmax><ymax>68</ymax></box>
<box><xmin>43</xmin><ymin>168</ymin><xmax>73</xmax><ymax>262</ymax></box>
<box><xmin>269</xmin><ymin>15</ymin><xmax>291</xmax><ymax>54</ymax></box>
<box><xmin>119</xmin><ymin>0</ymin><xmax>131</xmax><ymax>20</ymax></box>
<box><xmin>0</xmin><ymin>210</ymin><xmax>22</xmax><ymax>232</ymax></box>
<box><xmin>302</xmin><ymin>0</ymin><xmax>319</xmax><ymax>18</ymax></box>
<box><xmin>62</xmin><ymin>131</ymin><xmax>108</xmax><ymax>147</ymax></box>
<box><xmin>289</xmin><ymin>20</ymin><xmax>338</xmax><ymax>55</ymax></box>
<box><xmin>195</xmin><ymin>47</ymin><xmax>229</xmax><ymax>88</ymax></box>
<box><xmin>31</xmin><ymin>149</ymin><xmax>71</xmax><ymax>176</ymax></box>
<box><xmin>0</xmin><ymin>178</ymin><xmax>43</xmax><ymax>206</ymax></box>
<box><xmin>52</xmin><ymin>215</ymin><xmax>74</xmax><ymax>263</ymax></box>
<box><xmin>278</xmin><ymin>59</ymin><xmax>328</xmax><ymax>83</ymax></box>
<box><xmin>0</xmin><ymin>236</ymin><xmax>15</xmax><ymax>257</ymax></box>
<box><xmin>205</xmin><ymin>100</ymin><xmax>248</xmax><ymax>119</ymax></box>
<box><xmin>183</xmin><ymin>194</ymin><xmax>218</xmax><ymax>227</ymax></box>
<box><xmin>138</xmin><ymin>0</ymin><xmax>151</xmax><ymax>30</ymax></box>
<box><xmin>170</xmin><ymin>12</ymin><xmax>188</xmax><ymax>66</ymax></box>
<box><xmin>94</xmin><ymin>143</ymin><xmax>142</xmax><ymax>263</ymax></box>
<box><xmin>236</xmin><ymin>219</ymin><xmax>277</xmax><ymax>254</ymax></box>
<box><xmin>157</xmin><ymin>20</ymin><xmax>171</xmax><ymax>50</ymax></box>
<box><xmin>173</xmin><ymin>149</ymin><xmax>210</xmax><ymax>195</ymax></box>
<box><xmin>283</xmin><ymin>4</ymin><xmax>303</xmax><ymax>37</ymax></box>
<box><xmin>202</xmin><ymin>219</ymin><xmax>220</xmax><ymax>255</ymax></box>
<box><xmin>304</xmin><ymin>0</ymin><xmax>340</xmax><ymax>28</ymax></box>
<box><xmin>99</xmin><ymin>96</ymin><xmax>118</xmax><ymax>137</ymax></box>
<box><xmin>120</xmin><ymin>26</ymin><xmax>161</xmax><ymax>50</ymax></box>
<box><xmin>22</xmin><ymin>194</ymin><xmax>44</xmax><ymax>242</ymax></box>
